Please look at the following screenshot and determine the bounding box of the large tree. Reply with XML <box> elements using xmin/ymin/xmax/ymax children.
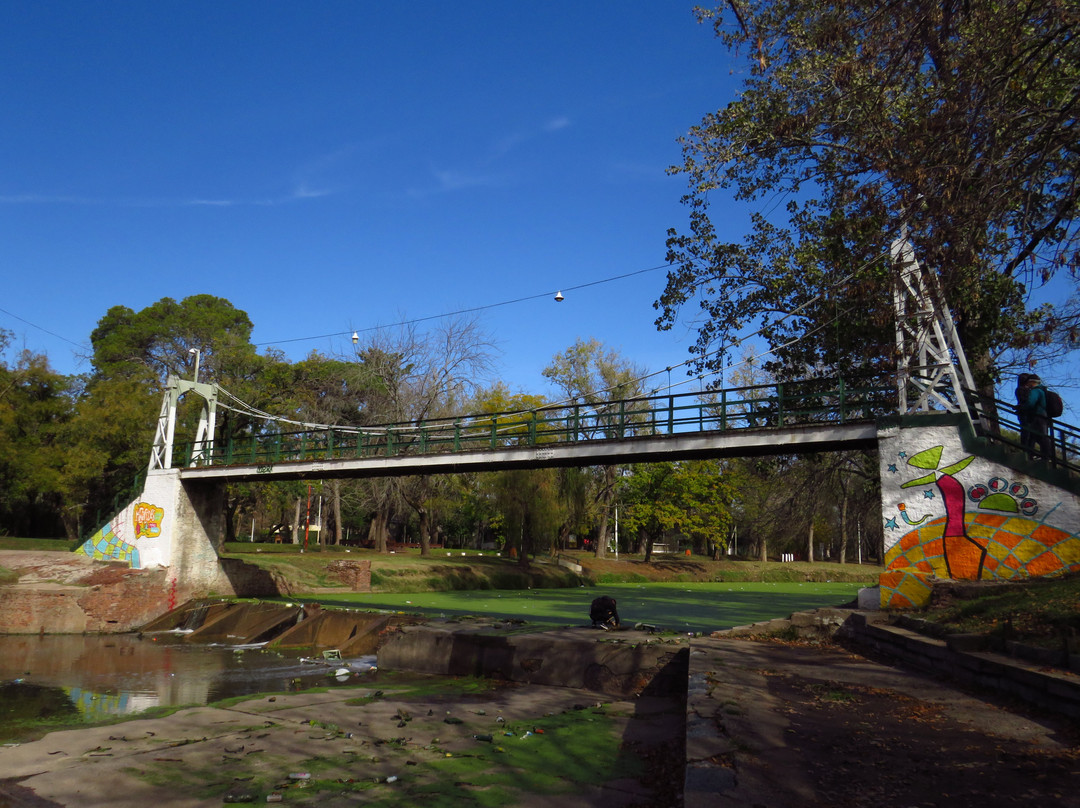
<box><xmin>91</xmin><ymin>294</ymin><xmax>257</xmax><ymax>384</ymax></box>
<box><xmin>354</xmin><ymin>316</ymin><xmax>496</xmax><ymax>554</ymax></box>
<box><xmin>0</xmin><ymin>336</ymin><xmax>73</xmax><ymax>538</ymax></box>
<box><xmin>618</xmin><ymin>460</ymin><xmax>735</xmax><ymax>562</ymax></box>
<box><xmin>658</xmin><ymin>1</ymin><xmax>1080</xmax><ymax>389</ymax></box>
<box><xmin>543</xmin><ymin>338</ymin><xmax>647</xmax><ymax>559</ymax></box>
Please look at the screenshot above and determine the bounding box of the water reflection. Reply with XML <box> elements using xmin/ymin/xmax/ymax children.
<box><xmin>0</xmin><ymin>634</ymin><xmax>376</xmax><ymax>720</ymax></box>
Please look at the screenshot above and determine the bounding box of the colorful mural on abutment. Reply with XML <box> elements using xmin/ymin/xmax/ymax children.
<box><xmin>878</xmin><ymin>421</ymin><xmax>1080</xmax><ymax>608</ymax></box>
<box><xmin>75</xmin><ymin>471</ymin><xmax>176</xmax><ymax>570</ymax></box>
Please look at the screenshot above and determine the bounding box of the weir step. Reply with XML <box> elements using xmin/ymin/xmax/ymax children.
<box><xmin>139</xmin><ymin>599</ymin><xmax>416</xmax><ymax>653</ymax></box>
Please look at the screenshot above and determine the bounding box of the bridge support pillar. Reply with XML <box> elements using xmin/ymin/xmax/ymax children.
<box><xmin>76</xmin><ymin>469</ymin><xmax>240</xmax><ymax>601</ymax></box>
<box><xmin>173</xmin><ymin>475</ymin><xmax>230</xmax><ymax>594</ymax></box>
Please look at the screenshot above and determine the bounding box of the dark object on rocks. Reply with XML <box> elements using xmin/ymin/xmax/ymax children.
<box><xmin>590</xmin><ymin>596</ymin><xmax>620</xmax><ymax>630</ymax></box>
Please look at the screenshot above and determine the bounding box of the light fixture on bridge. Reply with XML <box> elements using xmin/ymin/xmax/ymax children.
<box><xmin>188</xmin><ymin>347</ymin><xmax>201</xmax><ymax>383</ymax></box>
<box><xmin>351</xmin><ymin>331</ymin><xmax>359</xmax><ymax>345</ymax></box>
<box><xmin>554</xmin><ymin>291</ymin><xmax>564</xmax><ymax>302</ymax></box>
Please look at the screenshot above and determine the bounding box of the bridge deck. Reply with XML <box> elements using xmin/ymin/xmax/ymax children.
<box><xmin>179</xmin><ymin>421</ymin><xmax>880</xmax><ymax>481</ymax></box>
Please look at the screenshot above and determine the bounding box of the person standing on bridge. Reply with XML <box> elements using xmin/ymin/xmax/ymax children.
<box><xmin>1020</xmin><ymin>374</ymin><xmax>1053</xmax><ymax>461</ymax></box>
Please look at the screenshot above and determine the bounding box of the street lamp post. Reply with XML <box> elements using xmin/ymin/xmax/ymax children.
<box><xmin>189</xmin><ymin>347</ymin><xmax>201</xmax><ymax>383</ymax></box>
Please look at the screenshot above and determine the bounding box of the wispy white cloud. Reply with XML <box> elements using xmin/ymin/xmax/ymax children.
<box><xmin>410</xmin><ymin>114</ymin><xmax>571</xmax><ymax>196</ymax></box>
<box><xmin>0</xmin><ymin>186</ymin><xmax>333</xmax><ymax>208</ymax></box>
<box><xmin>408</xmin><ymin>166</ymin><xmax>508</xmax><ymax>197</ymax></box>
<box><xmin>289</xmin><ymin>145</ymin><xmax>355</xmax><ymax>200</ymax></box>
<box><xmin>0</xmin><ymin>147</ymin><xmax>353</xmax><ymax>208</ymax></box>
<box><xmin>187</xmin><ymin>198</ymin><xmax>240</xmax><ymax>207</ymax></box>
<box><xmin>434</xmin><ymin>168</ymin><xmax>506</xmax><ymax>191</ymax></box>
<box><xmin>0</xmin><ymin>193</ymin><xmax>101</xmax><ymax>204</ymax></box>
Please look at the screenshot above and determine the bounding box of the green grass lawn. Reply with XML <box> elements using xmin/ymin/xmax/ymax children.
<box><xmin>0</xmin><ymin>537</ymin><xmax>73</xmax><ymax>551</ymax></box>
<box><xmin>277</xmin><ymin>580</ymin><xmax>866</xmax><ymax>634</ymax></box>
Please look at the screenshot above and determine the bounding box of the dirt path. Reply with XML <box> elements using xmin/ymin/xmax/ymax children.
<box><xmin>687</xmin><ymin>638</ymin><xmax>1080</xmax><ymax>807</ymax></box>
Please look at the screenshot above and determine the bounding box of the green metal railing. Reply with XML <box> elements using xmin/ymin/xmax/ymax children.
<box><xmin>965</xmin><ymin>389</ymin><xmax>1080</xmax><ymax>475</ymax></box>
<box><xmin>176</xmin><ymin>377</ymin><xmax>895</xmax><ymax>470</ymax></box>
<box><xmin>82</xmin><ymin>469</ymin><xmax>147</xmax><ymax>544</ymax></box>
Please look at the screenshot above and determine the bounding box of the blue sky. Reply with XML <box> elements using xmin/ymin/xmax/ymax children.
<box><xmin>2</xmin><ymin>2</ymin><xmax>1076</xmax><ymax>417</ymax></box>
<box><xmin>1</xmin><ymin>2</ymin><xmax>749</xmax><ymax>397</ymax></box>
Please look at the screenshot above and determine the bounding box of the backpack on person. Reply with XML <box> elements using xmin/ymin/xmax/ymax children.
<box><xmin>1046</xmin><ymin>388</ymin><xmax>1064</xmax><ymax>418</ymax></box>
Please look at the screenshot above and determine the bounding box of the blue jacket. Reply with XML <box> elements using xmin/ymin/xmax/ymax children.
<box><xmin>1026</xmin><ymin>385</ymin><xmax>1048</xmax><ymax>418</ymax></box>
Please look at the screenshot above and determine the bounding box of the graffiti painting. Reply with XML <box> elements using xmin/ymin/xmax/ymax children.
<box><xmin>881</xmin><ymin>438</ymin><xmax>1080</xmax><ymax>608</ymax></box>
<box><xmin>74</xmin><ymin>498</ymin><xmax>164</xmax><ymax>569</ymax></box>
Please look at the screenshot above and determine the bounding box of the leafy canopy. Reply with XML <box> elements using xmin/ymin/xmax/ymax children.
<box><xmin>658</xmin><ymin>0</ymin><xmax>1080</xmax><ymax>386</ymax></box>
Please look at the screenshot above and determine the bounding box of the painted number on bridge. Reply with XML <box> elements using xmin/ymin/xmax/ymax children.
<box><xmin>256</xmin><ymin>464</ymin><xmax>274</xmax><ymax>474</ymax></box>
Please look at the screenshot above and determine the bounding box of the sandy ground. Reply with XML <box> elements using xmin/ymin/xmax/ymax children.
<box><xmin>0</xmin><ymin>551</ymin><xmax>104</xmax><ymax>588</ymax></box>
<box><xmin>0</xmin><ymin>675</ymin><xmax>683</xmax><ymax>808</ymax></box>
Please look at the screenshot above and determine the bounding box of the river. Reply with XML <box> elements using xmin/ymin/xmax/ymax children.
<box><xmin>0</xmin><ymin>632</ymin><xmax>376</xmax><ymax>723</ymax></box>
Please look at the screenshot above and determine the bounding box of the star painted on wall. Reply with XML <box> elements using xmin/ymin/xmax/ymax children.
<box><xmin>884</xmin><ymin>517</ymin><xmax>899</xmax><ymax>530</ymax></box>
<box><xmin>923</xmin><ymin>490</ymin><xmax>935</xmax><ymax>499</ymax></box>
<box><xmin>888</xmin><ymin>463</ymin><xmax>898</xmax><ymax>473</ymax></box>
<box><xmin>898</xmin><ymin>451</ymin><xmax>907</xmax><ymax>459</ymax></box>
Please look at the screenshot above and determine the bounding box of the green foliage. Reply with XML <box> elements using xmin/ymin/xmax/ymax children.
<box><xmin>542</xmin><ymin>337</ymin><xmax>647</xmax><ymax>427</ymax></box>
<box><xmin>618</xmin><ymin>460</ymin><xmax>735</xmax><ymax>561</ymax></box>
<box><xmin>90</xmin><ymin>294</ymin><xmax>256</xmax><ymax>383</ymax></box>
<box><xmin>661</xmin><ymin>1</ymin><xmax>1080</xmax><ymax>385</ymax></box>
<box><xmin>488</xmin><ymin>468</ymin><xmax>562</xmax><ymax>563</ymax></box>
<box><xmin>0</xmin><ymin>342</ymin><xmax>74</xmax><ymax>537</ymax></box>
<box><xmin>57</xmin><ymin>374</ymin><xmax>158</xmax><ymax>536</ymax></box>
<box><xmin>542</xmin><ymin>339</ymin><xmax>648</xmax><ymax>559</ymax></box>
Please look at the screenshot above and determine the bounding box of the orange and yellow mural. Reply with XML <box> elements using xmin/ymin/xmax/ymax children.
<box><xmin>880</xmin><ymin>430</ymin><xmax>1080</xmax><ymax>609</ymax></box>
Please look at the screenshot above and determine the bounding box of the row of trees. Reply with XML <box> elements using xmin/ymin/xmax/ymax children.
<box><xmin>0</xmin><ymin>294</ymin><xmax>883</xmax><ymax>565</ymax></box>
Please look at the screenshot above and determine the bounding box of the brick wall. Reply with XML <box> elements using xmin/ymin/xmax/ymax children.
<box><xmin>326</xmin><ymin>559</ymin><xmax>372</xmax><ymax>591</ymax></box>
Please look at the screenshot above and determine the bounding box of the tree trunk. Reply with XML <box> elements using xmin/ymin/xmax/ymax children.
<box><xmin>332</xmin><ymin>480</ymin><xmax>343</xmax><ymax>545</ymax></box>
<box><xmin>61</xmin><ymin>507</ymin><xmax>80</xmax><ymax>542</ymax></box>
<box><xmin>595</xmin><ymin>509</ymin><xmax>610</xmax><ymax>559</ymax></box>
<box><xmin>224</xmin><ymin>496</ymin><xmax>239</xmax><ymax>542</ymax></box>
<box><xmin>557</xmin><ymin>523</ymin><xmax>571</xmax><ymax>555</ymax></box>
<box><xmin>759</xmin><ymin>536</ymin><xmax>767</xmax><ymax>562</ymax></box>
<box><xmin>368</xmin><ymin>508</ymin><xmax>390</xmax><ymax>553</ymax></box>
<box><xmin>418</xmin><ymin>507</ymin><xmax>431</xmax><ymax>557</ymax></box>
<box><xmin>594</xmin><ymin>465</ymin><xmax>617</xmax><ymax>559</ymax></box>
<box><xmin>517</xmin><ymin>523</ymin><xmax>531</xmax><ymax>569</ymax></box>
<box><xmin>838</xmin><ymin>494</ymin><xmax>849</xmax><ymax>564</ymax></box>
<box><xmin>292</xmin><ymin>497</ymin><xmax>302</xmax><ymax>544</ymax></box>
<box><xmin>807</xmin><ymin>517</ymin><xmax>815</xmax><ymax>563</ymax></box>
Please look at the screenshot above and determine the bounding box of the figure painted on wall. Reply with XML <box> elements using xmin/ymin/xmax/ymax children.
<box><xmin>900</xmin><ymin>446</ymin><xmax>987</xmax><ymax>580</ymax></box>
<box><xmin>888</xmin><ymin>445</ymin><xmax>1080</xmax><ymax>587</ymax></box>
